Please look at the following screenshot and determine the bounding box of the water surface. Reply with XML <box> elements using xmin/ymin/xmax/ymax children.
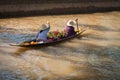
<box><xmin>0</xmin><ymin>11</ymin><xmax>120</xmax><ymax>80</ymax></box>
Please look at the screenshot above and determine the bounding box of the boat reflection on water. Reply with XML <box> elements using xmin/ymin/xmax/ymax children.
<box><xmin>0</xmin><ymin>11</ymin><xmax>120</xmax><ymax>80</ymax></box>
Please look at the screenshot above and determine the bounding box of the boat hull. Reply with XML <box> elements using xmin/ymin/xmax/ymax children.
<box><xmin>10</xmin><ymin>28</ymin><xmax>86</xmax><ymax>47</ymax></box>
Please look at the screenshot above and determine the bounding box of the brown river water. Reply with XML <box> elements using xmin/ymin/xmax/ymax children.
<box><xmin>0</xmin><ymin>11</ymin><xmax>120</xmax><ymax>80</ymax></box>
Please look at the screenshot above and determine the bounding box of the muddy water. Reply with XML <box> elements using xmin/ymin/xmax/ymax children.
<box><xmin>0</xmin><ymin>11</ymin><xmax>120</xmax><ymax>80</ymax></box>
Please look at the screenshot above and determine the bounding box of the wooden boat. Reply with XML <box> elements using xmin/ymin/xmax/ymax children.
<box><xmin>10</xmin><ymin>28</ymin><xmax>86</xmax><ymax>47</ymax></box>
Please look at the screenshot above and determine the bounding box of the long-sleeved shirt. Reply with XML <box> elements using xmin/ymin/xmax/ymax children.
<box><xmin>36</xmin><ymin>26</ymin><xmax>50</xmax><ymax>41</ymax></box>
<box><xmin>65</xmin><ymin>26</ymin><xmax>76</xmax><ymax>37</ymax></box>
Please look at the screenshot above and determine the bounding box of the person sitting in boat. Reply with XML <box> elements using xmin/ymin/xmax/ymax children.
<box><xmin>65</xmin><ymin>20</ymin><xmax>76</xmax><ymax>37</ymax></box>
<box><xmin>36</xmin><ymin>22</ymin><xmax>50</xmax><ymax>42</ymax></box>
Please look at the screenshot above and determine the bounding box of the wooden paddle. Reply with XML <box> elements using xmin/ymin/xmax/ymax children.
<box><xmin>75</xmin><ymin>18</ymin><xmax>79</xmax><ymax>32</ymax></box>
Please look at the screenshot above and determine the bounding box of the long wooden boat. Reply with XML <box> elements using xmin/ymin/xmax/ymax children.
<box><xmin>10</xmin><ymin>28</ymin><xmax>86</xmax><ymax>47</ymax></box>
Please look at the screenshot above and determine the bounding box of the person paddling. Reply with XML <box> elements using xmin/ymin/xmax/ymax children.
<box><xmin>65</xmin><ymin>20</ymin><xmax>77</xmax><ymax>37</ymax></box>
<box><xmin>36</xmin><ymin>22</ymin><xmax>50</xmax><ymax>42</ymax></box>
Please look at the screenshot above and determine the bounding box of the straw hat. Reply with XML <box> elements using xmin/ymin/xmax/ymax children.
<box><xmin>40</xmin><ymin>24</ymin><xmax>48</xmax><ymax>30</ymax></box>
<box><xmin>67</xmin><ymin>20</ymin><xmax>76</xmax><ymax>26</ymax></box>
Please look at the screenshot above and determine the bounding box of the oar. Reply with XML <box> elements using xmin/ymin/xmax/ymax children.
<box><xmin>75</xmin><ymin>18</ymin><xmax>79</xmax><ymax>32</ymax></box>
